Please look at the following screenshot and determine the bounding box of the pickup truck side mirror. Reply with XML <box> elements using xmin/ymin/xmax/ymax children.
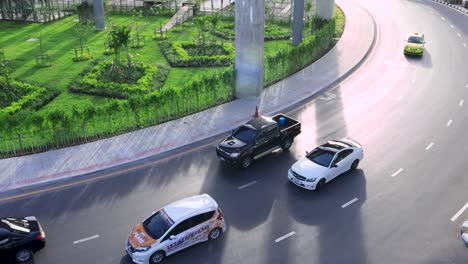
<box><xmin>169</xmin><ymin>235</ymin><xmax>176</xmax><ymax>240</ymax></box>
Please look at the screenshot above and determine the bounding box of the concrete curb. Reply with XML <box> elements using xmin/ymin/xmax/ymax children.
<box><xmin>429</xmin><ymin>0</ymin><xmax>468</xmax><ymax>15</ymax></box>
<box><xmin>0</xmin><ymin>1</ymin><xmax>378</xmax><ymax>194</ymax></box>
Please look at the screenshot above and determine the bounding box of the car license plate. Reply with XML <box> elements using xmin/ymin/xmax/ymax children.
<box><xmin>220</xmin><ymin>157</ymin><xmax>225</xmax><ymax>161</ymax></box>
<box><xmin>291</xmin><ymin>177</ymin><xmax>300</xmax><ymax>184</ymax></box>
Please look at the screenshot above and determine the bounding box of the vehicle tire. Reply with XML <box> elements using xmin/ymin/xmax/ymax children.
<box><xmin>315</xmin><ymin>179</ymin><xmax>326</xmax><ymax>191</ymax></box>
<box><xmin>149</xmin><ymin>251</ymin><xmax>166</xmax><ymax>264</ymax></box>
<box><xmin>240</xmin><ymin>155</ymin><xmax>253</xmax><ymax>169</ymax></box>
<box><xmin>281</xmin><ymin>137</ymin><xmax>293</xmax><ymax>150</ymax></box>
<box><xmin>209</xmin><ymin>227</ymin><xmax>222</xmax><ymax>240</ymax></box>
<box><xmin>350</xmin><ymin>159</ymin><xmax>359</xmax><ymax>170</ymax></box>
<box><xmin>16</xmin><ymin>249</ymin><xmax>33</xmax><ymax>263</ymax></box>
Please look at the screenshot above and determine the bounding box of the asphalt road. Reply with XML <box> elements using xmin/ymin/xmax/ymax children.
<box><xmin>1</xmin><ymin>0</ymin><xmax>468</xmax><ymax>263</ymax></box>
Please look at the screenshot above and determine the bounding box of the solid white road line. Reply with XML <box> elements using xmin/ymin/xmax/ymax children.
<box><xmin>341</xmin><ymin>198</ymin><xmax>359</xmax><ymax>208</ymax></box>
<box><xmin>275</xmin><ymin>231</ymin><xmax>296</xmax><ymax>243</ymax></box>
<box><xmin>73</xmin><ymin>234</ymin><xmax>99</xmax><ymax>245</ymax></box>
<box><xmin>238</xmin><ymin>181</ymin><xmax>257</xmax><ymax>190</ymax></box>
<box><xmin>391</xmin><ymin>168</ymin><xmax>404</xmax><ymax>177</ymax></box>
<box><xmin>459</xmin><ymin>99</ymin><xmax>464</xmax><ymax>106</ymax></box>
<box><xmin>425</xmin><ymin>142</ymin><xmax>434</xmax><ymax>150</ymax></box>
<box><xmin>451</xmin><ymin>202</ymin><xmax>468</xmax><ymax>222</ymax></box>
<box><xmin>447</xmin><ymin>120</ymin><xmax>453</xmax><ymax>127</ymax></box>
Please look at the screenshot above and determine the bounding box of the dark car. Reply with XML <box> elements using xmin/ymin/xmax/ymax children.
<box><xmin>217</xmin><ymin>113</ymin><xmax>301</xmax><ymax>168</ymax></box>
<box><xmin>0</xmin><ymin>216</ymin><xmax>45</xmax><ymax>263</ymax></box>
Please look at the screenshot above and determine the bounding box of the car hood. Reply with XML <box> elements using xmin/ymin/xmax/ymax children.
<box><xmin>219</xmin><ymin>136</ymin><xmax>247</xmax><ymax>150</ymax></box>
<box><xmin>291</xmin><ymin>158</ymin><xmax>329</xmax><ymax>179</ymax></box>
<box><xmin>405</xmin><ymin>43</ymin><xmax>423</xmax><ymax>49</ymax></box>
<box><xmin>128</xmin><ymin>223</ymin><xmax>157</xmax><ymax>248</ymax></box>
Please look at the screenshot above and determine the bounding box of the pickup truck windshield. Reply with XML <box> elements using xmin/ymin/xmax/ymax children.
<box><xmin>233</xmin><ymin>126</ymin><xmax>257</xmax><ymax>143</ymax></box>
<box><xmin>306</xmin><ymin>148</ymin><xmax>335</xmax><ymax>167</ymax></box>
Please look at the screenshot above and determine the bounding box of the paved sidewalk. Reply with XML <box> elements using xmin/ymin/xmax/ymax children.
<box><xmin>0</xmin><ymin>0</ymin><xmax>376</xmax><ymax>193</ymax></box>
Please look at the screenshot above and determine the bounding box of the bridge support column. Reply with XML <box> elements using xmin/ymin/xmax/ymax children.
<box><xmin>315</xmin><ymin>0</ymin><xmax>334</xmax><ymax>20</ymax></box>
<box><xmin>292</xmin><ymin>0</ymin><xmax>305</xmax><ymax>46</ymax></box>
<box><xmin>234</xmin><ymin>0</ymin><xmax>264</xmax><ymax>98</ymax></box>
<box><xmin>93</xmin><ymin>0</ymin><xmax>105</xmax><ymax>30</ymax></box>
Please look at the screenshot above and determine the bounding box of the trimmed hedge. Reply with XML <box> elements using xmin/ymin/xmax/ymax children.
<box><xmin>211</xmin><ymin>22</ymin><xmax>291</xmax><ymax>41</ymax></box>
<box><xmin>0</xmin><ymin>78</ymin><xmax>60</xmax><ymax>115</ymax></box>
<box><xmin>69</xmin><ymin>60</ymin><xmax>170</xmax><ymax>99</ymax></box>
<box><xmin>264</xmin><ymin>18</ymin><xmax>336</xmax><ymax>86</ymax></box>
<box><xmin>159</xmin><ymin>41</ymin><xmax>234</xmax><ymax>67</ymax></box>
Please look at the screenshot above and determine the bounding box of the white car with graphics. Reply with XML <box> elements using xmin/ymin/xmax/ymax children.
<box><xmin>288</xmin><ymin>138</ymin><xmax>363</xmax><ymax>191</ymax></box>
<box><xmin>126</xmin><ymin>194</ymin><xmax>226</xmax><ymax>264</ymax></box>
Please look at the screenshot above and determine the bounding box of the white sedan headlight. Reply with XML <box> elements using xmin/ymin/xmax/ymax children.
<box><xmin>305</xmin><ymin>177</ymin><xmax>316</xmax><ymax>182</ymax></box>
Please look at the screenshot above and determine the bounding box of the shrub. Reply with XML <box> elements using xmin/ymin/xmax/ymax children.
<box><xmin>69</xmin><ymin>60</ymin><xmax>169</xmax><ymax>99</ymax></box>
<box><xmin>159</xmin><ymin>41</ymin><xmax>234</xmax><ymax>67</ymax></box>
<box><xmin>0</xmin><ymin>77</ymin><xmax>60</xmax><ymax>115</ymax></box>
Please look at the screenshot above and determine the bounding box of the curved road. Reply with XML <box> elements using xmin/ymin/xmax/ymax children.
<box><xmin>1</xmin><ymin>0</ymin><xmax>468</xmax><ymax>263</ymax></box>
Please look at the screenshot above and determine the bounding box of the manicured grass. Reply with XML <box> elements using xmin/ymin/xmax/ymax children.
<box><xmin>0</xmin><ymin>8</ymin><xmax>345</xmax><ymax>157</ymax></box>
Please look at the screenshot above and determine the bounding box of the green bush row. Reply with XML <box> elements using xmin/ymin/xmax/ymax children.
<box><xmin>0</xmin><ymin>78</ymin><xmax>60</xmax><ymax>115</ymax></box>
<box><xmin>211</xmin><ymin>23</ymin><xmax>291</xmax><ymax>41</ymax></box>
<box><xmin>159</xmin><ymin>41</ymin><xmax>234</xmax><ymax>67</ymax></box>
<box><xmin>264</xmin><ymin>18</ymin><xmax>336</xmax><ymax>86</ymax></box>
<box><xmin>69</xmin><ymin>60</ymin><xmax>169</xmax><ymax>99</ymax></box>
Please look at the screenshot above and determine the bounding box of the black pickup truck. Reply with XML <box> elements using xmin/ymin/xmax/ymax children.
<box><xmin>216</xmin><ymin>114</ymin><xmax>301</xmax><ymax>168</ymax></box>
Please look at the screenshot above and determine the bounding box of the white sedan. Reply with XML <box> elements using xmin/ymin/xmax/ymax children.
<box><xmin>288</xmin><ymin>138</ymin><xmax>363</xmax><ymax>191</ymax></box>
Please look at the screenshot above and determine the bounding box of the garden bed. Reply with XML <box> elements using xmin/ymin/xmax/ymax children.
<box><xmin>159</xmin><ymin>41</ymin><xmax>234</xmax><ymax>67</ymax></box>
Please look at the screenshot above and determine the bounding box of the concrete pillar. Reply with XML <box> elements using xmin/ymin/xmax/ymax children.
<box><xmin>291</xmin><ymin>0</ymin><xmax>305</xmax><ymax>46</ymax></box>
<box><xmin>93</xmin><ymin>0</ymin><xmax>105</xmax><ymax>30</ymax></box>
<box><xmin>314</xmin><ymin>0</ymin><xmax>334</xmax><ymax>20</ymax></box>
<box><xmin>234</xmin><ymin>0</ymin><xmax>264</xmax><ymax>98</ymax></box>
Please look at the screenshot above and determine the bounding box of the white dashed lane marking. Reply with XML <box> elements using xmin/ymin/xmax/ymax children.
<box><xmin>451</xmin><ymin>202</ymin><xmax>468</xmax><ymax>222</ymax></box>
<box><xmin>457</xmin><ymin>33</ymin><xmax>461</xmax><ymax>37</ymax></box>
<box><xmin>464</xmin><ymin>43</ymin><xmax>467</xmax><ymax>48</ymax></box>
<box><xmin>447</xmin><ymin>120</ymin><xmax>453</xmax><ymax>127</ymax></box>
<box><xmin>238</xmin><ymin>181</ymin><xmax>257</xmax><ymax>190</ymax></box>
<box><xmin>73</xmin><ymin>234</ymin><xmax>99</xmax><ymax>245</ymax></box>
<box><xmin>391</xmin><ymin>168</ymin><xmax>404</xmax><ymax>177</ymax></box>
<box><xmin>275</xmin><ymin>232</ymin><xmax>296</xmax><ymax>243</ymax></box>
<box><xmin>341</xmin><ymin>198</ymin><xmax>359</xmax><ymax>208</ymax></box>
<box><xmin>450</xmin><ymin>24</ymin><xmax>454</xmax><ymax>28</ymax></box>
<box><xmin>441</xmin><ymin>16</ymin><xmax>446</xmax><ymax>21</ymax></box>
<box><xmin>459</xmin><ymin>99</ymin><xmax>464</xmax><ymax>106</ymax></box>
<box><xmin>425</xmin><ymin>142</ymin><xmax>434</xmax><ymax>150</ymax></box>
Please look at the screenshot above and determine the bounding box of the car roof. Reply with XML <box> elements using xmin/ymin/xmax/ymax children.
<box><xmin>163</xmin><ymin>194</ymin><xmax>218</xmax><ymax>223</ymax></box>
<box><xmin>409</xmin><ymin>32</ymin><xmax>424</xmax><ymax>38</ymax></box>
<box><xmin>246</xmin><ymin>116</ymin><xmax>276</xmax><ymax>131</ymax></box>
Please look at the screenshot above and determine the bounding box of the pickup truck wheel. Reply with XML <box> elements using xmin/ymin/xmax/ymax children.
<box><xmin>281</xmin><ymin>137</ymin><xmax>293</xmax><ymax>150</ymax></box>
<box><xmin>16</xmin><ymin>249</ymin><xmax>33</xmax><ymax>263</ymax></box>
<box><xmin>240</xmin><ymin>156</ymin><xmax>253</xmax><ymax>169</ymax></box>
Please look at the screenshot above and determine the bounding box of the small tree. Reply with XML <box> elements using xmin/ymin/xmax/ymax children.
<box><xmin>0</xmin><ymin>51</ymin><xmax>13</xmax><ymax>87</ymax></box>
<box><xmin>72</xmin><ymin>20</ymin><xmax>94</xmax><ymax>62</ymax></box>
<box><xmin>209</xmin><ymin>13</ymin><xmax>221</xmax><ymax>43</ymax></box>
<box><xmin>194</xmin><ymin>16</ymin><xmax>207</xmax><ymax>44</ymax></box>
<box><xmin>109</xmin><ymin>25</ymin><xmax>132</xmax><ymax>68</ymax></box>
<box><xmin>131</xmin><ymin>9</ymin><xmax>146</xmax><ymax>48</ymax></box>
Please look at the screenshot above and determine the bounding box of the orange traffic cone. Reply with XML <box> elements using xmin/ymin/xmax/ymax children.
<box><xmin>253</xmin><ymin>106</ymin><xmax>260</xmax><ymax>118</ymax></box>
